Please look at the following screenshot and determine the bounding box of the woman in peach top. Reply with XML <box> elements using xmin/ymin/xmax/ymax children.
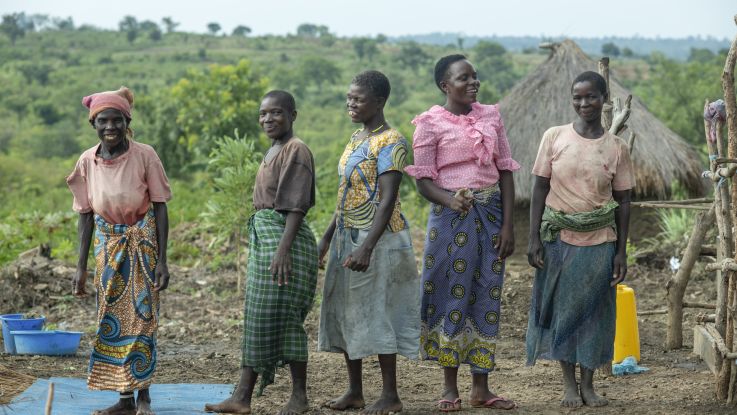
<box><xmin>406</xmin><ymin>54</ymin><xmax>519</xmax><ymax>412</ymax></box>
<box><xmin>67</xmin><ymin>87</ymin><xmax>171</xmax><ymax>415</ymax></box>
<box><xmin>526</xmin><ymin>71</ymin><xmax>634</xmax><ymax>409</ymax></box>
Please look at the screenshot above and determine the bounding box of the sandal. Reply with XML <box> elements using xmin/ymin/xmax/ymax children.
<box><xmin>438</xmin><ymin>397</ymin><xmax>462</xmax><ymax>412</ymax></box>
<box><xmin>470</xmin><ymin>396</ymin><xmax>516</xmax><ymax>410</ymax></box>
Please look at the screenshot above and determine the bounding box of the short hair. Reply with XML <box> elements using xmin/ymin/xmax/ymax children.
<box><xmin>351</xmin><ymin>70</ymin><xmax>391</xmax><ymax>101</ymax></box>
<box><xmin>434</xmin><ymin>54</ymin><xmax>467</xmax><ymax>92</ymax></box>
<box><xmin>571</xmin><ymin>71</ymin><xmax>608</xmax><ymax>97</ymax></box>
<box><xmin>262</xmin><ymin>90</ymin><xmax>296</xmax><ymax>113</ymax></box>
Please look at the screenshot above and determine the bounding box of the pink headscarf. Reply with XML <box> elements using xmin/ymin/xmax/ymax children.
<box><xmin>82</xmin><ymin>86</ymin><xmax>134</xmax><ymax>121</ymax></box>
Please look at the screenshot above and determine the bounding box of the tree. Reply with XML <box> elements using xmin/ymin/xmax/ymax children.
<box><xmin>352</xmin><ymin>38</ymin><xmax>378</xmax><ymax>61</ymax></box>
<box><xmin>139</xmin><ymin>20</ymin><xmax>159</xmax><ymax>31</ymax></box>
<box><xmin>397</xmin><ymin>41</ymin><xmax>431</xmax><ymax>72</ymax></box>
<box><xmin>207</xmin><ymin>22</ymin><xmax>221</xmax><ymax>36</ymax></box>
<box><xmin>0</xmin><ymin>14</ymin><xmax>26</xmax><ymax>45</ymax></box>
<box><xmin>601</xmin><ymin>42</ymin><xmax>621</xmax><ymax>57</ymax></box>
<box><xmin>688</xmin><ymin>47</ymin><xmax>716</xmax><ymax>63</ymax></box>
<box><xmin>149</xmin><ymin>27</ymin><xmax>163</xmax><ymax>42</ymax></box>
<box><xmin>232</xmin><ymin>25</ymin><xmax>251</xmax><ymax>37</ymax></box>
<box><xmin>297</xmin><ymin>23</ymin><xmax>318</xmax><ymax>38</ymax></box>
<box><xmin>622</xmin><ymin>47</ymin><xmax>634</xmax><ymax>58</ymax></box>
<box><xmin>297</xmin><ymin>56</ymin><xmax>341</xmax><ymax>87</ymax></box>
<box><xmin>474</xmin><ymin>40</ymin><xmax>506</xmax><ymax>58</ymax></box>
<box><xmin>457</xmin><ymin>37</ymin><xmax>464</xmax><ymax>50</ymax></box>
<box><xmin>140</xmin><ymin>59</ymin><xmax>268</xmax><ymax>174</ymax></box>
<box><xmin>52</xmin><ymin>16</ymin><xmax>74</xmax><ymax>30</ymax></box>
<box><xmin>119</xmin><ymin>15</ymin><xmax>138</xmax><ymax>44</ymax></box>
<box><xmin>161</xmin><ymin>17</ymin><xmax>179</xmax><ymax>34</ymax></box>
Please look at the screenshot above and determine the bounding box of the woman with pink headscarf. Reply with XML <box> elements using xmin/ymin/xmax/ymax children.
<box><xmin>67</xmin><ymin>87</ymin><xmax>172</xmax><ymax>415</ymax></box>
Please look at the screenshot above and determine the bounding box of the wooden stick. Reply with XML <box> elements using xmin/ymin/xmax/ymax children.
<box><xmin>45</xmin><ymin>382</ymin><xmax>54</xmax><ymax>415</ymax></box>
<box><xmin>631</xmin><ymin>202</ymin><xmax>712</xmax><ymax>210</ymax></box>
<box><xmin>634</xmin><ymin>198</ymin><xmax>713</xmax><ymax>205</ymax></box>
<box><xmin>684</xmin><ymin>301</ymin><xmax>718</xmax><ymax>309</ymax></box>
<box><xmin>598</xmin><ymin>57</ymin><xmax>613</xmax><ymax>131</ymax></box>
<box><xmin>627</xmin><ymin>131</ymin><xmax>637</xmax><ymax>154</ymax></box>
<box><xmin>707</xmin><ymin>259</ymin><xmax>737</xmax><ymax>272</ymax></box>
<box><xmin>610</xmin><ymin>95</ymin><xmax>632</xmax><ymax>136</ymax></box>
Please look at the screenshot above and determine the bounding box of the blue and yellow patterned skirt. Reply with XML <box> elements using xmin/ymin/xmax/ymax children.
<box><xmin>420</xmin><ymin>185</ymin><xmax>505</xmax><ymax>373</ymax></box>
<box><xmin>88</xmin><ymin>210</ymin><xmax>158</xmax><ymax>392</ymax></box>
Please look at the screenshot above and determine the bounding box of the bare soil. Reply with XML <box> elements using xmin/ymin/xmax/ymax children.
<box><xmin>1</xmin><ymin>212</ymin><xmax>734</xmax><ymax>414</ymax></box>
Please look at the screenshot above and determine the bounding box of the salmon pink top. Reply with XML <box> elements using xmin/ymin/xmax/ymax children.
<box><xmin>405</xmin><ymin>102</ymin><xmax>520</xmax><ymax>191</ymax></box>
<box><xmin>532</xmin><ymin>124</ymin><xmax>635</xmax><ymax>246</ymax></box>
<box><xmin>66</xmin><ymin>139</ymin><xmax>172</xmax><ymax>225</ymax></box>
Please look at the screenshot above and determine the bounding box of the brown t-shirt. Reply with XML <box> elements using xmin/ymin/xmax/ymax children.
<box><xmin>252</xmin><ymin>137</ymin><xmax>315</xmax><ymax>214</ymax></box>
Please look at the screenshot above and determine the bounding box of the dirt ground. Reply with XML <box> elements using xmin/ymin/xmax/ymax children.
<box><xmin>1</xmin><ymin>208</ymin><xmax>736</xmax><ymax>414</ymax></box>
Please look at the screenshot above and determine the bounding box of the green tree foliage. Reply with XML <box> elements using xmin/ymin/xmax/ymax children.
<box><xmin>352</xmin><ymin>37</ymin><xmax>378</xmax><ymax>61</ymax></box>
<box><xmin>161</xmin><ymin>17</ymin><xmax>179</xmax><ymax>34</ymax></box>
<box><xmin>140</xmin><ymin>59</ymin><xmax>268</xmax><ymax>174</ymax></box>
<box><xmin>119</xmin><ymin>15</ymin><xmax>138</xmax><ymax>44</ymax></box>
<box><xmin>297</xmin><ymin>56</ymin><xmax>341</xmax><ymax>87</ymax></box>
<box><xmin>397</xmin><ymin>41</ymin><xmax>431</xmax><ymax>72</ymax></box>
<box><xmin>207</xmin><ymin>22</ymin><xmax>221</xmax><ymax>36</ymax></box>
<box><xmin>688</xmin><ymin>47</ymin><xmax>715</xmax><ymax>63</ymax></box>
<box><xmin>296</xmin><ymin>23</ymin><xmax>329</xmax><ymax>38</ymax></box>
<box><xmin>472</xmin><ymin>41</ymin><xmax>518</xmax><ymax>103</ymax></box>
<box><xmin>1</xmin><ymin>13</ymin><xmax>27</xmax><ymax>45</ymax></box>
<box><xmin>232</xmin><ymin>25</ymin><xmax>252</xmax><ymax>37</ymax></box>
<box><xmin>601</xmin><ymin>42</ymin><xmax>621</xmax><ymax>57</ymax></box>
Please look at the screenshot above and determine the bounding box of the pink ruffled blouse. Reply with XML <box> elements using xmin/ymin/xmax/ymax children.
<box><xmin>405</xmin><ymin>102</ymin><xmax>520</xmax><ymax>191</ymax></box>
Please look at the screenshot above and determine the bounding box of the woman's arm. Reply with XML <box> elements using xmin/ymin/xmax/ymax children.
<box><xmin>497</xmin><ymin>170</ymin><xmax>515</xmax><ymax>259</ymax></box>
<box><xmin>527</xmin><ymin>176</ymin><xmax>551</xmax><ymax>269</ymax></box>
<box><xmin>343</xmin><ymin>171</ymin><xmax>402</xmax><ymax>272</ymax></box>
<box><xmin>416</xmin><ymin>178</ymin><xmax>473</xmax><ymax>212</ymax></box>
<box><xmin>611</xmin><ymin>189</ymin><xmax>631</xmax><ymax>286</ymax></box>
<box><xmin>153</xmin><ymin>202</ymin><xmax>170</xmax><ymax>292</ymax></box>
<box><xmin>73</xmin><ymin>212</ymin><xmax>94</xmax><ymax>297</ymax></box>
<box><xmin>318</xmin><ymin>213</ymin><xmax>337</xmax><ymax>268</ymax></box>
<box><xmin>271</xmin><ymin>211</ymin><xmax>305</xmax><ymax>286</ymax></box>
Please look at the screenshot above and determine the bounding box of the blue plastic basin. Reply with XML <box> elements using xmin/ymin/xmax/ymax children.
<box><xmin>1</xmin><ymin>315</ymin><xmax>45</xmax><ymax>354</ymax></box>
<box><xmin>11</xmin><ymin>330</ymin><xmax>82</xmax><ymax>355</ymax></box>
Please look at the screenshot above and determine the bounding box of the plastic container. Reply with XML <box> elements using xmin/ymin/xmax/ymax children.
<box><xmin>11</xmin><ymin>330</ymin><xmax>83</xmax><ymax>355</ymax></box>
<box><xmin>0</xmin><ymin>315</ymin><xmax>45</xmax><ymax>354</ymax></box>
<box><xmin>613</xmin><ymin>284</ymin><xmax>640</xmax><ymax>363</ymax></box>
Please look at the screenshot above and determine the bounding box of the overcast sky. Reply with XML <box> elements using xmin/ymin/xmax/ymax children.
<box><xmin>2</xmin><ymin>0</ymin><xmax>735</xmax><ymax>39</ymax></box>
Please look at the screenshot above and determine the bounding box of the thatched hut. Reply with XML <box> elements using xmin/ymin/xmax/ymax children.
<box><xmin>499</xmin><ymin>39</ymin><xmax>705</xmax><ymax>202</ymax></box>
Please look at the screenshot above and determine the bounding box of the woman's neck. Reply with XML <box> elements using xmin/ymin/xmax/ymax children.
<box><xmin>443</xmin><ymin>100</ymin><xmax>473</xmax><ymax>116</ymax></box>
<box><xmin>573</xmin><ymin>118</ymin><xmax>605</xmax><ymax>139</ymax></box>
<box><xmin>362</xmin><ymin>113</ymin><xmax>387</xmax><ymax>132</ymax></box>
<box><xmin>100</xmin><ymin>139</ymin><xmax>129</xmax><ymax>160</ymax></box>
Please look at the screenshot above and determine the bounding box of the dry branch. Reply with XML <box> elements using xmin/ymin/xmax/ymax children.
<box><xmin>45</xmin><ymin>382</ymin><xmax>54</xmax><ymax>415</ymax></box>
<box><xmin>631</xmin><ymin>202</ymin><xmax>711</xmax><ymax>210</ymax></box>
<box><xmin>610</xmin><ymin>95</ymin><xmax>633</xmax><ymax>135</ymax></box>
<box><xmin>706</xmin><ymin>259</ymin><xmax>737</xmax><ymax>272</ymax></box>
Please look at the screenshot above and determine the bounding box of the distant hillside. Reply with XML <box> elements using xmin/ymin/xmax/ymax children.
<box><xmin>393</xmin><ymin>33</ymin><xmax>731</xmax><ymax>60</ymax></box>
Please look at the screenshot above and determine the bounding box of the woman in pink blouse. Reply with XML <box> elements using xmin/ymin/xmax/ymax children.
<box><xmin>67</xmin><ymin>87</ymin><xmax>171</xmax><ymax>415</ymax></box>
<box><xmin>405</xmin><ymin>54</ymin><xmax>519</xmax><ymax>411</ymax></box>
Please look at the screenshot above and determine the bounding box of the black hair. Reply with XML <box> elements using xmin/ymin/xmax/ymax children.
<box><xmin>351</xmin><ymin>70</ymin><xmax>391</xmax><ymax>102</ymax></box>
<box><xmin>571</xmin><ymin>71</ymin><xmax>608</xmax><ymax>98</ymax></box>
<box><xmin>262</xmin><ymin>90</ymin><xmax>296</xmax><ymax>113</ymax></box>
<box><xmin>434</xmin><ymin>54</ymin><xmax>467</xmax><ymax>92</ymax></box>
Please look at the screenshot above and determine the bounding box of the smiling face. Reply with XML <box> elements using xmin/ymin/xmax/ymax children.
<box><xmin>93</xmin><ymin>108</ymin><xmax>128</xmax><ymax>148</ymax></box>
<box><xmin>258</xmin><ymin>96</ymin><xmax>296</xmax><ymax>141</ymax></box>
<box><xmin>572</xmin><ymin>80</ymin><xmax>605</xmax><ymax>123</ymax></box>
<box><xmin>440</xmin><ymin>59</ymin><xmax>480</xmax><ymax>107</ymax></box>
<box><xmin>346</xmin><ymin>83</ymin><xmax>383</xmax><ymax>124</ymax></box>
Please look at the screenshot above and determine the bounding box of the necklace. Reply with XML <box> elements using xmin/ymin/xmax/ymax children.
<box><xmin>350</xmin><ymin>123</ymin><xmax>385</xmax><ymax>150</ymax></box>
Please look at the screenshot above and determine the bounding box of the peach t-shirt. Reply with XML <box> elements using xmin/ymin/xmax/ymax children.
<box><xmin>532</xmin><ymin>124</ymin><xmax>635</xmax><ymax>246</ymax></box>
<box><xmin>66</xmin><ymin>140</ymin><xmax>172</xmax><ymax>225</ymax></box>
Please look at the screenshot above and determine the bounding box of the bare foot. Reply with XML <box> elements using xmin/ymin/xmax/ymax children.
<box><xmin>361</xmin><ymin>396</ymin><xmax>403</xmax><ymax>415</ymax></box>
<box><xmin>560</xmin><ymin>386</ymin><xmax>583</xmax><ymax>408</ymax></box>
<box><xmin>92</xmin><ymin>399</ymin><xmax>137</xmax><ymax>415</ymax></box>
<box><xmin>135</xmin><ymin>397</ymin><xmax>154</xmax><ymax>415</ymax></box>
<box><xmin>278</xmin><ymin>391</ymin><xmax>309</xmax><ymax>415</ymax></box>
<box><xmin>204</xmin><ymin>397</ymin><xmax>251</xmax><ymax>414</ymax></box>
<box><xmin>324</xmin><ymin>390</ymin><xmax>365</xmax><ymax>410</ymax></box>
<box><xmin>580</xmin><ymin>385</ymin><xmax>608</xmax><ymax>407</ymax></box>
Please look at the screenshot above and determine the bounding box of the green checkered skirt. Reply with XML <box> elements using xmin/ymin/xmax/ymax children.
<box><xmin>242</xmin><ymin>209</ymin><xmax>318</xmax><ymax>396</ymax></box>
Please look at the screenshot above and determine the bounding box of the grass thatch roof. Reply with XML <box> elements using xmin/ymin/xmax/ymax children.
<box><xmin>499</xmin><ymin>39</ymin><xmax>705</xmax><ymax>202</ymax></box>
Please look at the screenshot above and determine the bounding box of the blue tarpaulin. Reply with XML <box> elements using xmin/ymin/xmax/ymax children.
<box><xmin>3</xmin><ymin>377</ymin><xmax>234</xmax><ymax>414</ymax></box>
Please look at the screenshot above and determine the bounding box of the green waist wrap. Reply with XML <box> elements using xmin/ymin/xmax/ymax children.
<box><xmin>540</xmin><ymin>200</ymin><xmax>619</xmax><ymax>242</ymax></box>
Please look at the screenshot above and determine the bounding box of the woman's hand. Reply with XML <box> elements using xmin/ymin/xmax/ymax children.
<box><xmin>271</xmin><ymin>249</ymin><xmax>292</xmax><ymax>286</ymax></box>
<box><xmin>527</xmin><ymin>237</ymin><xmax>545</xmax><ymax>269</ymax></box>
<box><xmin>611</xmin><ymin>252</ymin><xmax>627</xmax><ymax>286</ymax></box>
<box><xmin>343</xmin><ymin>244</ymin><xmax>373</xmax><ymax>272</ymax></box>
<box><xmin>497</xmin><ymin>223</ymin><xmax>515</xmax><ymax>259</ymax></box>
<box><xmin>153</xmin><ymin>262</ymin><xmax>170</xmax><ymax>292</ymax></box>
<box><xmin>72</xmin><ymin>269</ymin><xmax>88</xmax><ymax>297</ymax></box>
<box><xmin>317</xmin><ymin>237</ymin><xmax>331</xmax><ymax>269</ymax></box>
<box><xmin>448</xmin><ymin>188</ymin><xmax>473</xmax><ymax>212</ymax></box>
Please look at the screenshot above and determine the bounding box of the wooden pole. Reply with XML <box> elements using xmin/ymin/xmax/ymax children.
<box><xmin>717</xmin><ymin>15</ymin><xmax>737</xmax><ymax>402</ymax></box>
<box><xmin>598</xmin><ymin>57</ymin><xmax>613</xmax><ymax>131</ymax></box>
<box><xmin>44</xmin><ymin>382</ymin><xmax>54</xmax><ymax>415</ymax></box>
<box><xmin>666</xmin><ymin>209</ymin><xmax>715</xmax><ymax>349</ymax></box>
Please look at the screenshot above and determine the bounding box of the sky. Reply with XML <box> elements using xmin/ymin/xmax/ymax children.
<box><xmin>1</xmin><ymin>0</ymin><xmax>735</xmax><ymax>40</ymax></box>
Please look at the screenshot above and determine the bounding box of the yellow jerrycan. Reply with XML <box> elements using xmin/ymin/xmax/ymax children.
<box><xmin>613</xmin><ymin>284</ymin><xmax>640</xmax><ymax>363</ymax></box>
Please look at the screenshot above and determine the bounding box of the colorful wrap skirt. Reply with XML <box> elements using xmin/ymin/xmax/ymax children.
<box><xmin>89</xmin><ymin>210</ymin><xmax>159</xmax><ymax>392</ymax></box>
<box><xmin>318</xmin><ymin>227</ymin><xmax>420</xmax><ymax>360</ymax></box>
<box><xmin>242</xmin><ymin>209</ymin><xmax>318</xmax><ymax>396</ymax></box>
<box><xmin>525</xmin><ymin>237</ymin><xmax>616</xmax><ymax>370</ymax></box>
<box><xmin>420</xmin><ymin>185</ymin><xmax>505</xmax><ymax>373</ymax></box>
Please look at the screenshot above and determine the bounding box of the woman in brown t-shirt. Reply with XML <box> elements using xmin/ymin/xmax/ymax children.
<box><xmin>205</xmin><ymin>90</ymin><xmax>318</xmax><ymax>415</ymax></box>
